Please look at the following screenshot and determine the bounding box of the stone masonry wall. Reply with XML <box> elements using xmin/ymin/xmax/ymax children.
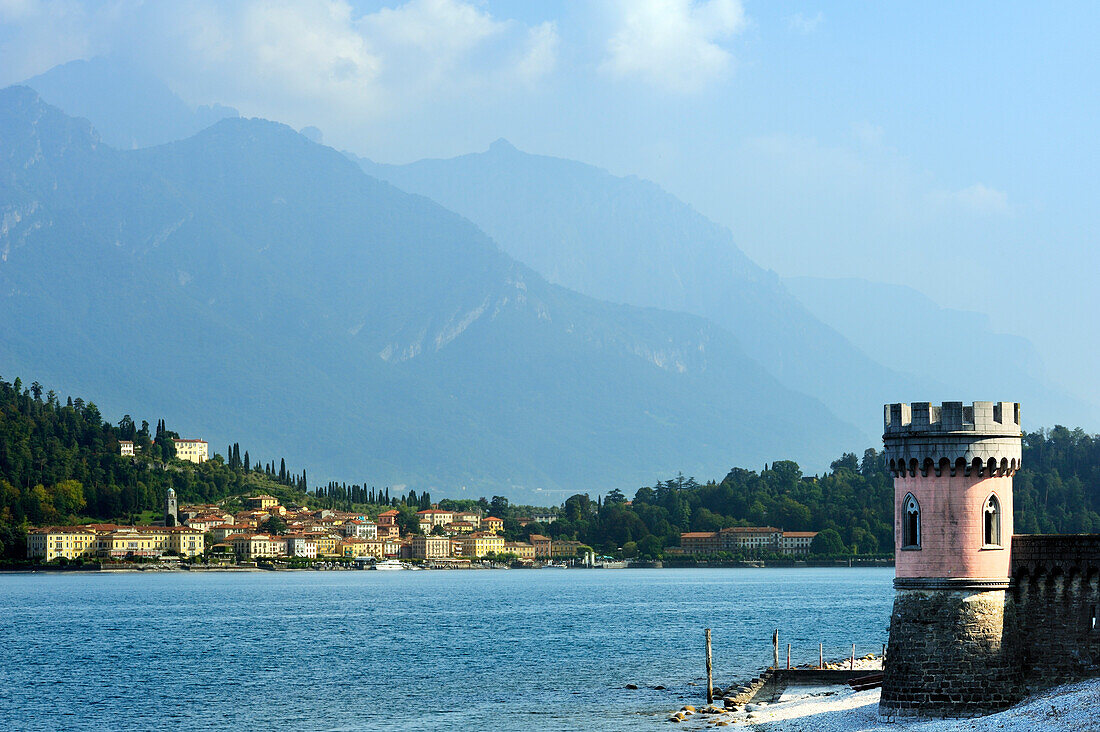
<box><xmin>880</xmin><ymin>588</ymin><xmax>1022</xmax><ymax>717</ymax></box>
<box><xmin>1011</xmin><ymin>535</ymin><xmax>1100</xmax><ymax>687</ymax></box>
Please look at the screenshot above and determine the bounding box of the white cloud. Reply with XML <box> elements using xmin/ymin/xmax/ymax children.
<box><xmin>931</xmin><ymin>183</ymin><xmax>1010</xmax><ymax>216</ymax></box>
<box><xmin>601</xmin><ymin>0</ymin><xmax>746</xmax><ymax>93</ymax></box>
<box><xmin>788</xmin><ymin>11</ymin><xmax>823</xmax><ymax>35</ymax></box>
<box><xmin>0</xmin><ymin>0</ymin><xmax>558</xmax><ymax>123</ymax></box>
<box><xmin>516</xmin><ymin>21</ymin><xmax>559</xmax><ymax>82</ymax></box>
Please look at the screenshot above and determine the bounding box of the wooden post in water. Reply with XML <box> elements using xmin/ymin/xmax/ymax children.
<box><xmin>772</xmin><ymin>629</ymin><xmax>779</xmax><ymax>669</ymax></box>
<box><xmin>786</xmin><ymin>643</ymin><xmax>791</xmax><ymax>670</ymax></box>
<box><xmin>705</xmin><ymin>629</ymin><xmax>714</xmax><ymax>704</ymax></box>
<box><xmin>850</xmin><ymin>644</ymin><xmax>855</xmax><ymax>670</ymax></box>
<box><xmin>819</xmin><ymin>643</ymin><xmax>823</xmax><ymax>669</ymax></box>
<box><xmin>882</xmin><ymin>643</ymin><xmax>886</xmax><ymax>666</ymax></box>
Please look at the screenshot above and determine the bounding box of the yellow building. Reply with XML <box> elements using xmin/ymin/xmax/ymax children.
<box><xmin>457</xmin><ymin>532</ymin><xmax>505</xmax><ymax>558</ymax></box>
<box><xmin>340</xmin><ymin>538</ymin><xmax>376</xmax><ymax>558</ymax></box>
<box><xmin>551</xmin><ymin>539</ymin><xmax>585</xmax><ymax>558</ymax></box>
<box><xmin>26</xmin><ymin>527</ymin><xmax>97</xmax><ymax>561</ymax></box>
<box><xmin>167</xmin><ymin>526</ymin><xmax>205</xmax><ymax>557</ymax></box>
<box><xmin>245</xmin><ymin>495</ymin><xmax>280</xmax><ymax>510</ymax></box>
<box><xmin>503</xmin><ymin>541</ymin><xmax>536</xmax><ymax>560</ymax></box>
<box><xmin>483</xmin><ymin>516</ymin><xmax>504</xmax><ymax>533</ymax></box>
<box><xmin>172</xmin><ymin>438</ymin><xmax>209</xmax><ymax>463</ymax></box>
<box><xmin>311</xmin><ymin>533</ymin><xmax>342</xmax><ymax>557</ymax></box>
<box><xmin>227</xmin><ymin>533</ymin><xmax>286</xmax><ymax>559</ymax></box>
<box><xmin>97</xmin><ymin>527</ymin><xmax>169</xmax><ymax>559</ymax></box>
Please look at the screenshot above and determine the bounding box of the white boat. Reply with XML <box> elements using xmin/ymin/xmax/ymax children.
<box><xmin>371</xmin><ymin>559</ymin><xmax>404</xmax><ymax>570</ymax></box>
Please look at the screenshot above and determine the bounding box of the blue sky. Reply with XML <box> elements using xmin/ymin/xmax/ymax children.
<box><xmin>1</xmin><ymin>0</ymin><xmax>1097</xmax><ymax>404</ymax></box>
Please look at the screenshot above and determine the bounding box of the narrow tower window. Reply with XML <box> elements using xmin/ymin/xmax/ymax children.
<box><xmin>903</xmin><ymin>494</ymin><xmax>920</xmax><ymax>549</ymax></box>
<box><xmin>983</xmin><ymin>494</ymin><xmax>1001</xmax><ymax>547</ymax></box>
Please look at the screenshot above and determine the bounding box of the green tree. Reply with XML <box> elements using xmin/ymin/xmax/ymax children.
<box><xmin>810</xmin><ymin>528</ymin><xmax>846</xmax><ymax>555</ymax></box>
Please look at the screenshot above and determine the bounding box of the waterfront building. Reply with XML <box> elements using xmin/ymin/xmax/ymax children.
<box><xmin>340</xmin><ymin>538</ymin><xmax>376</xmax><ymax>558</ymax></box>
<box><xmin>678</xmin><ymin>526</ymin><xmax>801</xmax><ymax>555</ymax></box>
<box><xmin>312</xmin><ymin>533</ymin><xmax>341</xmax><ymax>557</ymax></box>
<box><xmin>410</xmin><ymin>534</ymin><xmax>451</xmax><ymax>559</ymax></box>
<box><xmin>383</xmin><ymin>536</ymin><xmax>403</xmax><ymax>557</ymax></box>
<box><xmin>26</xmin><ymin>527</ymin><xmax>98</xmax><ymax>561</ymax></box>
<box><xmin>227</xmin><ymin>533</ymin><xmax>286</xmax><ymax>559</ymax></box>
<box><xmin>457</xmin><ymin>532</ymin><xmax>505</xmax><ymax>558</ymax></box>
<box><xmin>680</xmin><ymin>532</ymin><xmax>721</xmax><ymax>554</ymax></box>
<box><xmin>551</xmin><ymin>539</ymin><xmax>585</xmax><ymax>558</ymax></box>
<box><xmin>284</xmin><ymin>534</ymin><xmax>317</xmax><ymax>559</ymax></box>
<box><xmin>504</xmin><ymin>541</ymin><xmax>536</xmax><ymax>560</ymax></box>
<box><xmin>720</xmin><ymin>526</ymin><xmax>783</xmax><ymax>552</ymax></box>
<box><xmin>172</xmin><ymin>438</ymin><xmax>208</xmax><ymax>463</ymax></box>
<box><xmin>528</xmin><ymin>534</ymin><xmax>552</xmax><ymax>558</ymax></box>
<box><xmin>483</xmin><ymin>516</ymin><xmax>504</xmax><ymax>533</ymax></box>
<box><xmin>778</xmin><ymin>531</ymin><xmax>817</xmax><ymax>555</ymax></box>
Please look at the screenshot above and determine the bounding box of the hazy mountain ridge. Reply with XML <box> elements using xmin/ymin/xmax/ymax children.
<box><xmin>0</xmin><ymin>86</ymin><xmax>863</xmax><ymax>499</ymax></box>
<box><xmin>353</xmin><ymin>140</ymin><xmax>935</xmax><ymax>438</ymax></box>
<box><xmin>23</xmin><ymin>57</ymin><xmax>239</xmax><ymax>150</ymax></box>
<box><xmin>784</xmin><ymin>276</ymin><xmax>1093</xmax><ymax>429</ymax></box>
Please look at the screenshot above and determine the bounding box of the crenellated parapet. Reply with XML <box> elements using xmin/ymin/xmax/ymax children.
<box><xmin>883</xmin><ymin>401</ymin><xmax>1022</xmax><ymax>478</ymax></box>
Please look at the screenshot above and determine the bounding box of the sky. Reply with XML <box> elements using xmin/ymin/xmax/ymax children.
<box><xmin>1</xmin><ymin>0</ymin><xmax>1097</xmax><ymax>404</ymax></box>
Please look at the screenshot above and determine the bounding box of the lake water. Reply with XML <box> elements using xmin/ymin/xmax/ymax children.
<box><xmin>0</xmin><ymin>567</ymin><xmax>893</xmax><ymax>731</ymax></box>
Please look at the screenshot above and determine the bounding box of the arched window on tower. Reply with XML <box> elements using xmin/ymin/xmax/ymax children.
<box><xmin>984</xmin><ymin>494</ymin><xmax>1001</xmax><ymax>547</ymax></box>
<box><xmin>902</xmin><ymin>493</ymin><xmax>920</xmax><ymax>549</ymax></box>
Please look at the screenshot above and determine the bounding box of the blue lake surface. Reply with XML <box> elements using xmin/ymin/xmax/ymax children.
<box><xmin>0</xmin><ymin>567</ymin><xmax>893</xmax><ymax>731</ymax></box>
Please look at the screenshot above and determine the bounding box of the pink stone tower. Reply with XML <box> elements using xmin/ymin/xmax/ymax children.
<box><xmin>880</xmin><ymin>401</ymin><xmax>1024</xmax><ymax>718</ymax></box>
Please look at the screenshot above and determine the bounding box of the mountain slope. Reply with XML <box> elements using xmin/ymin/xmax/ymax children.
<box><xmin>0</xmin><ymin>87</ymin><xmax>863</xmax><ymax>500</ymax></box>
<box><xmin>354</xmin><ymin>140</ymin><xmax>929</xmax><ymax>438</ymax></box>
<box><xmin>22</xmin><ymin>57</ymin><xmax>238</xmax><ymax>149</ymax></box>
<box><xmin>784</xmin><ymin>276</ymin><xmax>1095</xmax><ymax>429</ymax></box>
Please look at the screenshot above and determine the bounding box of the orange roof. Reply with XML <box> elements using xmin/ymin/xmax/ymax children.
<box><xmin>484</xmin><ymin>516</ymin><xmax>503</xmax><ymax>522</ymax></box>
<box><xmin>528</xmin><ymin>534</ymin><xmax>550</xmax><ymax>541</ymax></box>
<box><xmin>720</xmin><ymin>526</ymin><xmax>781</xmax><ymax>534</ymax></box>
<box><xmin>681</xmin><ymin>532</ymin><xmax>719</xmax><ymax>538</ymax></box>
<box><xmin>378</xmin><ymin>510</ymin><xmax>399</xmax><ymax>516</ymax></box>
<box><xmin>782</xmin><ymin>531</ymin><xmax>818</xmax><ymax>537</ymax></box>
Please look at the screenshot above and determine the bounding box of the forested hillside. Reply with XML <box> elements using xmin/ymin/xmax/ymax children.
<box><xmin>0</xmin><ymin>375</ymin><xmax>310</xmax><ymax>557</ymax></box>
<box><xmin>2</xmin><ymin>374</ymin><xmax>1098</xmax><ymax>561</ymax></box>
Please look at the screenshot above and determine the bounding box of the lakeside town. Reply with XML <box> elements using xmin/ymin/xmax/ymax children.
<box><xmin>18</xmin><ymin>433</ymin><xmax>832</xmax><ymax>569</ymax></box>
<box><xmin>26</xmin><ymin>488</ymin><xmax>821</xmax><ymax>568</ymax></box>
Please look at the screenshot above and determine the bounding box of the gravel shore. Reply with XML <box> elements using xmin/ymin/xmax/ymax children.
<box><xmin>667</xmin><ymin>677</ymin><xmax>1100</xmax><ymax>730</ymax></box>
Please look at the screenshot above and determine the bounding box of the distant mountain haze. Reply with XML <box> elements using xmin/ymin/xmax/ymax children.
<box><xmin>0</xmin><ymin>86</ymin><xmax>865</xmax><ymax>500</ymax></box>
<box><xmin>354</xmin><ymin>140</ymin><xmax>938</xmax><ymax>437</ymax></box>
<box><xmin>784</xmin><ymin>276</ymin><xmax>1095</xmax><ymax>430</ymax></box>
<box><xmin>22</xmin><ymin>57</ymin><xmax>239</xmax><ymax>149</ymax></box>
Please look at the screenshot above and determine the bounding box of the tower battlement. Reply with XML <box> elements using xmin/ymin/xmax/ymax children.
<box><xmin>883</xmin><ymin>401</ymin><xmax>1022</xmax><ymax>477</ymax></box>
<box><xmin>884</xmin><ymin>401</ymin><xmax>1021</xmax><ymax>434</ymax></box>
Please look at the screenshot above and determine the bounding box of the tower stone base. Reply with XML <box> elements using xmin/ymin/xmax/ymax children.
<box><xmin>880</xmin><ymin>579</ymin><xmax>1023</xmax><ymax>718</ymax></box>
